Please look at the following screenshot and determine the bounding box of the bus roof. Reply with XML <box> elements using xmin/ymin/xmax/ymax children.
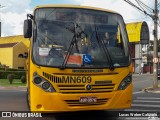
<box><xmin>34</xmin><ymin>4</ymin><xmax>118</xmax><ymax>14</ymax></box>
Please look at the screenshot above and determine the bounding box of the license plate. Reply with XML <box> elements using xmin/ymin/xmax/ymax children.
<box><xmin>79</xmin><ymin>97</ymin><xmax>97</xmax><ymax>103</ymax></box>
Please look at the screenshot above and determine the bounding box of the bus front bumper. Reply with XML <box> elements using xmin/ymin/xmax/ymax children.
<box><xmin>30</xmin><ymin>84</ymin><xmax>132</xmax><ymax>112</ymax></box>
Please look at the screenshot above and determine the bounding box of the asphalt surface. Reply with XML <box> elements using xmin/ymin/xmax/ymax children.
<box><xmin>0</xmin><ymin>74</ymin><xmax>160</xmax><ymax>120</ymax></box>
<box><xmin>0</xmin><ymin>90</ymin><xmax>28</xmax><ymax>111</ymax></box>
<box><xmin>131</xmin><ymin>92</ymin><xmax>160</xmax><ymax>111</ymax></box>
<box><xmin>0</xmin><ymin>90</ymin><xmax>118</xmax><ymax>120</ymax></box>
<box><xmin>132</xmin><ymin>74</ymin><xmax>160</xmax><ymax>92</ymax></box>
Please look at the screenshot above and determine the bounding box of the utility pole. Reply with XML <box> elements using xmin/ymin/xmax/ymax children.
<box><xmin>123</xmin><ymin>0</ymin><xmax>159</xmax><ymax>89</ymax></box>
<box><xmin>153</xmin><ymin>0</ymin><xmax>158</xmax><ymax>88</ymax></box>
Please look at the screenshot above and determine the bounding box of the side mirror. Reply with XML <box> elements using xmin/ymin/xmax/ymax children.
<box><xmin>24</xmin><ymin>19</ymin><xmax>32</xmax><ymax>38</ymax></box>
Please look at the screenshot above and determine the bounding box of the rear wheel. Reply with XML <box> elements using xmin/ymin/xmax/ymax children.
<box><xmin>26</xmin><ymin>88</ymin><xmax>31</xmax><ymax>111</ymax></box>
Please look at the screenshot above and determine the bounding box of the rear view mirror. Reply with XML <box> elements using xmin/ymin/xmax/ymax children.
<box><xmin>24</xmin><ymin>19</ymin><xmax>32</xmax><ymax>38</ymax></box>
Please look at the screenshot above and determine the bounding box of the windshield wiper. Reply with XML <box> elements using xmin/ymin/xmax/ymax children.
<box><xmin>94</xmin><ymin>26</ymin><xmax>115</xmax><ymax>71</ymax></box>
<box><xmin>59</xmin><ymin>23</ymin><xmax>78</xmax><ymax>70</ymax></box>
<box><xmin>59</xmin><ymin>23</ymin><xmax>87</xmax><ymax>70</ymax></box>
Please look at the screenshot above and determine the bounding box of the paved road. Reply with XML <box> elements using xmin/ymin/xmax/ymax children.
<box><xmin>131</xmin><ymin>92</ymin><xmax>160</xmax><ymax>111</ymax></box>
<box><xmin>132</xmin><ymin>74</ymin><xmax>154</xmax><ymax>92</ymax></box>
<box><xmin>0</xmin><ymin>90</ymin><xmax>28</xmax><ymax>111</ymax></box>
<box><xmin>0</xmin><ymin>74</ymin><xmax>160</xmax><ymax>120</ymax></box>
<box><xmin>0</xmin><ymin>90</ymin><xmax>117</xmax><ymax>120</ymax></box>
<box><xmin>1</xmin><ymin>90</ymin><xmax>160</xmax><ymax>120</ymax></box>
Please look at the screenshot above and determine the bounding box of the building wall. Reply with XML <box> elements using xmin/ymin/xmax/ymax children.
<box><xmin>130</xmin><ymin>43</ymin><xmax>135</xmax><ymax>73</ymax></box>
<box><xmin>0</xmin><ymin>48</ymin><xmax>13</xmax><ymax>68</ymax></box>
<box><xmin>0</xmin><ymin>35</ymin><xmax>30</xmax><ymax>48</ymax></box>
<box><xmin>13</xmin><ymin>42</ymin><xmax>28</xmax><ymax>69</ymax></box>
<box><xmin>135</xmin><ymin>44</ymin><xmax>142</xmax><ymax>73</ymax></box>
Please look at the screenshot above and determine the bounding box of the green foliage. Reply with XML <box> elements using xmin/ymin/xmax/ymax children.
<box><xmin>5</xmin><ymin>68</ymin><xmax>26</xmax><ymax>71</ymax></box>
<box><xmin>0</xmin><ymin>70</ymin><xmax>26</xmax><ymax>79</ymax></box>
<box><xmin>7</xmin><ymin>74</ymin><xmax>14</xmax><ymax>84</ymax></box>
<box><xmin>0</xmin><ymin>68</ymin><xmax>5</xmax><ymax>71</ymax></box>
<box><xmin>21</xmin><ymin>76</ymin><xmax>26</xmax><ymax>83</ymax></box>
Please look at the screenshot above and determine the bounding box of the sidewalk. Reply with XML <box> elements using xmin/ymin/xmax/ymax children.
<box><xmin>132</xmin><ymin>73</ymin><xmax>153</xmax><ymax>76</ymax></box>
<box><xmin>144</xmin><ymin>86</ymin><xmax>160</xmax><ymax>93</ymax></box>
<box><xmin>132</xmin><ymin>73</ymin><xmax>160</xmax><ymax>93</ymax></box>
<box><xmin>0</xmin><ymin>86</ymin><xmax>27</xmax><ymax>90</ymax></box>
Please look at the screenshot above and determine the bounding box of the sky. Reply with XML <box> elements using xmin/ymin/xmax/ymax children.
<box><xmin>0</xmin><ymin>0</ymin><xmax>156</xmax><ymax>40</ymax></box>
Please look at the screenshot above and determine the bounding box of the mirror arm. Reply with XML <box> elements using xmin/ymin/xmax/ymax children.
<box><xmin>27</xmin><ymin>14</ymin><xmax>34</xmax><ymax>20</ymax></box>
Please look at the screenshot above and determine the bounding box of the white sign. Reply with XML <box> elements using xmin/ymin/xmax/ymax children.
<box><xmin>153</xmin><ymin>58</ymin><xmax>159</xmax><ymax>63</ymax></box>
<box><xmin>39</xmin><ymin>48</ymin><xmax>51</xmax><ymax>56</ymax></box>
<box><xmin>141</xmin><ymin>63</ymin><xmax>144</xmax><ymax>67</ymax></box>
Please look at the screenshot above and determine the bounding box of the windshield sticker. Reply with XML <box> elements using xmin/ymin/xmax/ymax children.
<box><xmin>83</xmin><ymin>55</ymin><xmax>92</xmax><ymax>64</ymax></box>
<box><xmin>67</xmin><ymin>55</ymin><xmax>82</xmax><ymax>65</ymax></box>
<box><xmin>39</xmin><ymin>48</ymin><xmax>51</xmax><ymax>56</ymax></box>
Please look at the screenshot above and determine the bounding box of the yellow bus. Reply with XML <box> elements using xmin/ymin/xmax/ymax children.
<box><xmin>24</xmin><ymin>5</ymin><xmax>132</xmax><ymax>112</ymax></box>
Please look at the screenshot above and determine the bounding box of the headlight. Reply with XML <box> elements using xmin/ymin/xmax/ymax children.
<box><xmin>33</xmin><ymin>76</ymin><xmax>56</xmax><ymax>92</ymax></box>
<box><xmin>118</xmin><ymin>74</ymin><xmax>132</xmax><ymax>90</ymax></box>
<box><xmin>42</xmin><ymin>82</ymin><xmax>50</xmax><ymax>90</ymax></box>
<box><xmin>34</xmin><ymin>77</ymin><xmax>42</xmax><ymax>84</ymax></box>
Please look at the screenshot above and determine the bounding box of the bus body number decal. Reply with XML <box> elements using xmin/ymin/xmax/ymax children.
<box><xmin>61</xmin><ymin>76</ymin><xmax>92</xmax><ymax>83</ymax></box>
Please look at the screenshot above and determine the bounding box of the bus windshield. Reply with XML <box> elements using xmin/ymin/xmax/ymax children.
<box><xmin>33</xmin><ymin>8</ymin><xmax>130</xmax><ymax>68</ymax></box>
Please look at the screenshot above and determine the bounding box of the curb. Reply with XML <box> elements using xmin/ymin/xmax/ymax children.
<box><xmin>143</xmin><ymin>87</ymin><xmax>160</xmax><ymax>94</ymax></box>
<box><xmin>132</xmin><ymin>74</ymin><xmax>153</xmax><ymax>77</ymax></box>
<box><xmin>18</xmin><ymin>86</ymin><xmax>27</xmax><ymax>88</ymax></box>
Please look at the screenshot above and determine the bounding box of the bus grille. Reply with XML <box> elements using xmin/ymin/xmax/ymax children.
<box><xmin>65</xmin><ymin>98</ymin><xmax>109</xmax><ymax>106</ymax></box>
<box><xmin>58</xmin><ymin>84</ymin><xmax>115</xmax><ymax>94</ymax></box>
<box><xmin>42</xmin><ymin>72</ymin><xmax>115</xmax><ymax>93</ymax></box>
<box><xmin>43</xmin><ymin>72</ymin><xmax>62</xmax><ymax>83</ymax></box>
